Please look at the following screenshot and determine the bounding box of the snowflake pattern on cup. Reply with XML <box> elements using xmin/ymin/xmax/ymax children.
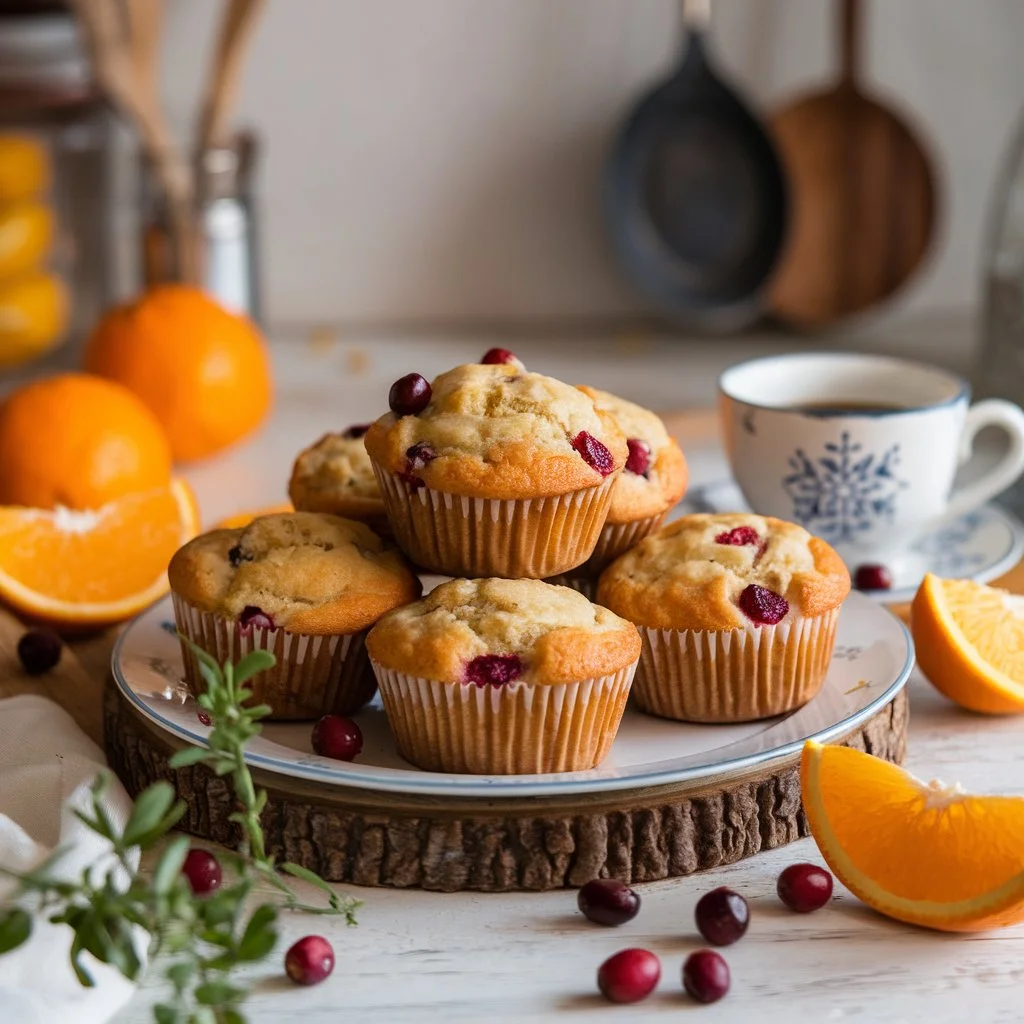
<box><xmin>783</xmin><ymin>432</ymin><xmax>907</xmax><ymax>542</ymax></box>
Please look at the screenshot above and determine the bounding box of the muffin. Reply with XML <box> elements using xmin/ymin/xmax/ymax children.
<box><xmin>575</xmin><ymin>386</ymin><xmax>688</xmax><ymax>572</ymax></box>
<box><xmin>366</xmin><ymin>577</ymin><xmax>641</xmax><ymax>774</ymax></box>
<box><xmin>288</xmin><ymin>426</ymin><xmax>389</xmax><ymax>535</ymax></box>
<box><xmin>169</xmin><ymin>512</ymin><xmax>421</xmax><ymax>719</ymax></box>
<box><xmin>364</xmin><ymin>359</ymin><xmax>627</xmax><ymax>578</ymax></box>
<box><xmin>597</xmin><ymin>513</ymin><xmax>850</xmax><ymax>722</ymax></box>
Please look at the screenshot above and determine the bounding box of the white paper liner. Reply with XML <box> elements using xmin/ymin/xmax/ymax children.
<box><xmin>584</xmin><ymin>511</ymin><xmax>669</xmax><ymax>575</ymax></box>
<box><xmin>370</xmin><ymin>660</ymin><xmax>637</xmax><ymax>774</ymax></box>
<box><xmin>371</xmin><ymin>464</ymin><xmax>616</xmax><ymax>578</ymax></box>
<box><xmin>634</xmin><ymin>608</ymin><xmax>841</xmax><ymax>722</ymax></box>
<box><xmin>173</xmin><ymin>594</ymin><xmax>376</xmax><ymax>720</ymax></box>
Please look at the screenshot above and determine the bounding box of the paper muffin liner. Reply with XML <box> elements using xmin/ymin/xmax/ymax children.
<box><xmin>583</xmin><ymin>511</ymin><xmax>669</xmax><ymax>575</ymax></box>
<box><xmin>172</xmin><ymin>594</ymin><xmax>377</xmax><ymax>720</ymax></box>
<box><xmin>371</xmin><ymin>464</ymin><xmax>617</xmax><ymax>579</ymax></box>
<box><xmin>370</xmin><ymin>660</ymin><xmax>637</xmax><ymax>774</ymax></box>
<box><xmin>542</xmin><ymin>572</ymin><xmax>597</xmax><ymax>601</ymax></box>
<box><xmin>633</xmin><ymin>608</ymin><xmax>841</xmax><ymax>723</ymax></box>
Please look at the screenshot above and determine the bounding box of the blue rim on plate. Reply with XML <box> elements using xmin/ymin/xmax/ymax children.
<box><xmin>112</xmin><ymin>592</ymin><xmax>913</xmax><ymax>799</ymax></box>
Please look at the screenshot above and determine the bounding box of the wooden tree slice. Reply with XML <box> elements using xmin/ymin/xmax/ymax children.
<box><xmin>104</xmin><ymin>681</ymin><xmax>908</xmax><ymax>893</ymax></box>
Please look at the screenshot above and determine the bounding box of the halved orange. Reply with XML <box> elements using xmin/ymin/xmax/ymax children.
<box><xmin>215</xmin><ymin>502</ymin><xmax>292</xmax><ymax>530</ymax></box>
<box><xmin>0</xmin><ymin>479</ymin><xmax>199</xmax><ymax>628</ymax></box>
<box><xmin>911</xmin><ymin>573</ymin><xmax>1024</xmax><ymax>713</ymax></box>
<box><xmin>802</xmin><ymin>740</ymin><xmax>1024</xmax><ymax>931</ymax></box>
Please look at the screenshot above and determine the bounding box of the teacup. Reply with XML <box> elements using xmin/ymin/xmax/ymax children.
<box><xmin>718</xmin><ymin>353</ymin><xmax>1024</xmax><ymax>569</ymax></box>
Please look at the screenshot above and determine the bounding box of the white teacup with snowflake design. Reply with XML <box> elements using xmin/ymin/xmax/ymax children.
<box><xmin>718</xmin><ymin>353</ymin><xmax>1024</xmax><ymax>573</ymax></box>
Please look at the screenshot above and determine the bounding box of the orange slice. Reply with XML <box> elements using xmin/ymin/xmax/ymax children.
<box><xmin>911</xmin><ymin>573</ymin><xmax>1024</xmax><ymax>713</ymax></box>
<box><xmin>215</xmin><ymin>502</ymin><xmax>292</xmax><ymax>530</ymax></box>
<box><xmin>0</xmin><ymin>479</ymin><xmax>199</xmax><ymax>628</ymax></box>
<box><xmin>802</xmin><ymin>740</ymin><xmax>1024</xmax><ymax>931</ymax></box>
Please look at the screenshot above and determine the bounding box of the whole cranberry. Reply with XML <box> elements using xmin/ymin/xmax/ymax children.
<box><xmin>777</xmin><ymin>863</ymin><xmax>834</xmax><ymax>913</ymax></box>
<box><xmin>16</xmin><ymin>629</ymin><xmax>62</xmax><ymax>676</ymax></box>
<box><xmin>715</xmin><ymin>526</ymin><xmax>760</xmax><ymax>547</ymax></box>
<box><xmin>853</xmin><ymin>563</ymin><xmax>893</xmax><ymax>591</ymax></box>
<box><xmin>694</xmin><ymin>887</ymin><xmax>749</xmax><ymax>946</ymax></box>
<box><xmin>465</xmin><ymin>654</ymin><xmax>524</xmax><ymax>687</ymax></box>
<box><xmin>597</xmin><ymin>948</ymin><xmax>660</xmax><ymax>1004</ymax></box>
<box><xmin>181</xmin><ymin>849</ymin><xmax>222</xmax><ymax>896</ymax></box>
<box><xmin>682</xmin><ymin>949</ymin><xmax>730</xmax><ymax>1004</ymax></box>
<box><xmin>389</xmin><ymin>373</ymin><xmax>432</xmax><ymax>416</ymax></box>
<box><xmin>196</xmin><ymin>708</ymin><xmax>213</xmax><ymax>727</ymax></box>
<box><xmin>481</xmin><ymin>347</ymin><xmax>524</xmax><ymax>369</ymax></box>
<box><xmin>343</xmin><ymin>423</ymin><xmax>371</xmax><ymax>439</ymax></box>
<box><xmin>738</xmin><ymin>584</ymin><xmax>789</xmax><ymax>625</ymax></box>
<box><xmin>571</xmin><ymin>431</ymin><xmax>615</xmax><ymax>476</ymax></box>
<box><xmin>239</xmin><ymin>605</ymin><xmax>274</xmax><ymax>632</ymax></box>
<box><xmin>625</xmin><ymin>438</ymin><xmax>651</xmax><ymax>477</ymax></box>
<box><xmin>577</xmin><ymin>878</ymin><xmax>640</xmax><ymax>926</ymax></box>
<box><xmin>285</xmin><ymin>935</ymin><xmax>335</xmax><ymax>986</ymax></box>
<box><xmin>312</xmin><ymin>714</ymin><xmax>363</xmax><ymax>761</ymax></box>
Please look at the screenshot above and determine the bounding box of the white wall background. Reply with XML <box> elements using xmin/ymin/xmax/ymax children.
<box><xmin>158</xmin><ymin>0</ymin><xmax>1024</xmax><ymax>327</ymax></box>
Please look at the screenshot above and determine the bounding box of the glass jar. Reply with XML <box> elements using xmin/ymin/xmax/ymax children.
<box><xmin>0</xmin><ymin>7</ymin><xmax>117</xmax><ymax>377</ymax></box>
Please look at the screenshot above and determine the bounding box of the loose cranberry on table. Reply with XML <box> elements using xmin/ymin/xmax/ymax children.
<box><xmin>596</xmin><ymin>948</ymin><xmax>660</xmax><ymax>1004</ymax></box>
<box><xmin>571</xmin><ymin>431</ymin><xmax>615</xmax><ymax>476</ymax></box>
<box><xmin>312</xmin><ymin>714</ymin><xmax>363</xmax><ymax>761</ymax></box>
<box><xmin>777</xmin><ymin>863</ymin><xmax>834</xmax><ymax>913</ymax></box>
<box><xmin>738</xmin><ymin>583</ymin><xmax>789</xmax><ymax>625</ymax></box>
<box><xmin>16</xmin><ymin>628</ymin><xmax>62</xmax><ymax>675</ymax></box>
<box><xmin>181</xmin><ymin>848</ymin><xmax>222</xmax><ymax>896</ymax></box>
<box><xmin>624</xmin><ymin>438</ymin><xmax>651</xmax><ymax>477</ymax></box>
<box><xmin>853</xmin><ymin>563</ymin><xmax>893</xmax><ymax>591</ymax></box>
<box><xmin>196</xmin><ymin>708</ymin><xmax>213</xmax><ymax>727</ymax></box>
<box><xmin>577</xmin><ymin>878</ymin><xmax>640</xmax><ymax>926</ymax></box>
<box><xmin>285</xmin><ymin>935</ymin><xmax>335</xmax><ymax>986</ymax></box>
<box><xmin>694</xmin><ymin>886</ymin><xmax>749</xmax><ymax>946</ymax></box>
<box><xmin>480</xmin><ymin>347</ymin><xmax>524</xmax><ymax>369</ymax></box>
<box><xmin>682</xmin><ymin>949</ymin><xmax>730</xmax><ymax>1004</ymax></box>
<box><xmin>388</xmin><ymin>373</ymin><xmax>432</xmax><ymax>416</ymax></box>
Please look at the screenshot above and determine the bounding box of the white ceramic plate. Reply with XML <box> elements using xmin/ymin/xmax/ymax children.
<box><xmin>112</xmin><ymin>592</ymin><xmax>912</xmax><ymax>798</ymax></box>
<box><xmin>675</xmin><ymin>480</ymin><xmax>1024</xmax><ymax>604</ymax></box>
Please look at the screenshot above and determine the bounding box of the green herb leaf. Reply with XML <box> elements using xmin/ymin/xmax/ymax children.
<box><xmin>232</xmin><ymin>650</ymin><xmax>276</xmax><ymax>686</ymax></box>
<box><xmin>168</xmin><ymin>746</ymin><xmax>211</xmax><ymax>769</ymax></box>
<box><xmin>237</xmin><ymin>904</ymin><xmax>277</xmax><ymax>961</ymax></box>
<box><xmin>0</xmin><ymin>908</ymin><xmax>31</xmax><ymax>953</ymax></box>
<box><xmin>165</xmin><ymin>960</ymin><xmax>195</xmax><ymax>991</ymax></box>
<box><xmin>122</xmin><ymin>783</ymin><xmax>177</xmax><ymax>847</ymax></box>
<box><xmin>153</xmin><ymin>1003</ymin><xmax>180</xmax><ymax>1024</ymax></box>
<box><xmin>152</xmin><ymin>836</ymin><xmax>191</xmax><ymax>895</ymax></box>
<box><xmin>220</xmin><ymin>1010</ymin><xmax>247</xmax><ymax>1024</ymax></box>
<box><xmin>280</xmin><ymin>862</ymin><xmax>339</xmax><ymax>897</ymax></box>
<box><xmin>194</xmin><ymin>980</ymin><xmax>245</xmax><ymax>1006</ymax></box>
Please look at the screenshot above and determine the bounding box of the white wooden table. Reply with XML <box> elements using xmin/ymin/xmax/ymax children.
<box><xmin>113</xmin><ymin>334</ymin><xmax>1024</xmax><ymax>1023</ymax></box>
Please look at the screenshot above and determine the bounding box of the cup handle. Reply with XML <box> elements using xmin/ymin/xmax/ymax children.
<box><xmin>943</xmin><ymin>399</ymin><xmax>1024</xmax><ymax>522</ymax></box>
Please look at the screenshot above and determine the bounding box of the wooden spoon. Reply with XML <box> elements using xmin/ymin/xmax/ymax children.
<box><xmin>766</xmin><ymin>0</ymin><xmax>938</xmax><ymax>328</ymax></box>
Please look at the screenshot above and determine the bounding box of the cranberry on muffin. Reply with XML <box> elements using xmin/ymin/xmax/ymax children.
<box><xmin>366</xmin><ymin>577</ymin><xmax>641</xmax><ymax>774</ymax></box>
<box><xmin>364</xmin><ymin>362</ymin><xmax>627</xmax><ymax>578</ymax></box>
<box><xmin>169</xmin><ymin>512</ymin><xmax>420</xmax><ymax>719</ymax></box>
<box><xmin>597</xmin><ymin>513</ymin><xmax>850</xmax><ymax>722</ymax></box>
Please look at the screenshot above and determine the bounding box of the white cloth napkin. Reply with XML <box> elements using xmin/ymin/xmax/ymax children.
<box><xmin>0</xmin><ymin>694</ymin><xmax>139</xmax><ymax>1024</ymax></box>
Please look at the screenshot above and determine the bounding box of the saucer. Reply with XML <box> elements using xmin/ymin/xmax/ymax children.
<box><xmin>673</xmin><ymin>479</ymin><xmax>1024</xmax><ymax>603</ymax></box>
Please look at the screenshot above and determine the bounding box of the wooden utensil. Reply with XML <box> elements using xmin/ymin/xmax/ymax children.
<box><xmin>604</xmin><ymin>0</ymin><xmax>788</xmax><ymax>333</ymax></box>
<box><xmin>196</xmin><ymin>0</ymin><xmax>266</xmax><ymax>155</ymax></box>
<box><xmin>766</xmin><ymin>0</ymin><xmax>937</xmax><ymax>329</ymax></box>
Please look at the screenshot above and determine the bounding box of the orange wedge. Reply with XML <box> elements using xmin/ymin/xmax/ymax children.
<box><xmin>911</xmin><ymin>573</ymin><xmax>1024</xmax><ymax>713</ymax></box>
<box><xmin>802</xmin><ymin>740</ymin><xmax>1024</xmax><ymax>931</ymax></box>
<box><xmin>215</xmin><ymin>502</ymin><xmax>292</xmax><ymax>530</ymax></box>
<box><xmin>0</xmin><ymin>479</ymin><xmax>199</xmax><ymax>628</ymax></box>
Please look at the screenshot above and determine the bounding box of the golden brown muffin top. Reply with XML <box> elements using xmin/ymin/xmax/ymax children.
<box><xmin>366</xmin><ymin>577</ymin><xmax>641</xmax><ymax>685</ymax></box>
<box><xmin>169</xmin><ymin>512</ymin><xmax>420</xmax><ymax>635</ymax></box>
<box><xmin>364</xmin><ymin>363</ymin><xmax>627</xmax><ymax>499</ymax></box>
<box><xmin>597</xmin><ymin>513</ymin><xmax>850</xmax><ymax>631</ymax></box>
<box><xmin>288</xmin><ymin>429</ymin><xmax>384</xmax><ymax>516</ymax></box>
<box><xmin>577</xmin><ymin>386</ymin><xmax>689</xmax><ymax>522</ymax></box>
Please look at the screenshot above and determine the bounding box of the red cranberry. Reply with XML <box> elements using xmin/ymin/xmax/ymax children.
<box><xmin>577</xmin><ymin>878</ymin><xmax>640</xmax><ymax>926</ymax></box>
<box><xmin>389</xmin><ymin>373</ymin><xmax>431</xmax><ymax>416</ymax></box>
<box><xmin>715</xmin><ymin>526</ymin><xmax>760</xmax><ymax>547</ymax></box>
<box><xmin>343</xmin><ymin>423</ymin><xmax>371</xmax><ymax>439</ymax></box>
<box><xmin>853</xmin><ymin>563</ymin><xmax>893</xmax><ymax>591</ymax></box>
<box><xmin>738</xmin><ymin>584</ymin><xmax>788</xmax><ymax>625</ymax></box>
<box><xmin>625</xmin><ymin>438</ymin><xmax>651</xmax><ymax>477</ymax></box>
<box><xmin>597</xmin><ymin>948</ymin><xmax>660</xmax><ymax>1004</ymax></box>
<box><xmin>181</xmin><ymin>849</ymin><xmax>222</xmax><ymax>896</ymax></box>
<box><xmin>399</xmin><ymin>441</ymin><xmax>437</xmax><ymax>487</ymax></box>
<box><xmin>16</xmin><ymin>629</ymin><xmax>62</xmax><ymax>675</ymax></box>
<box><xmin>312</xmin><ymin>714</ymin><xmax>363</xmax><ymax>761</ymax></box>
<box><xmin>196</xmin><ymin>708</ymin><xmax>212</xmax><ymax>726</ymax></box>
<box><xmin>571</xmin><ymin>431</ymin><xmax>615</xmax><ymax>476</ymax></box>
<box><xmin>481</xmin><ymin>347</ymin><xmax>524</xmax><ymax>369</ymax></box>
<box><xmin>777</xmin><ymin>863</ymin><xmax>834</xmax><ymax>913</ymax></box>
<box><xmin>285</xmin><ymin>935</ymin><xmax>335</xmax><ymax>986</ymax></box>
<box><xmin>465</xmin><ymin>654</ymin><xmax>524</xmax><ymax>686</ymax></box>
<box><xmin>694</xmin><ymin>887</ymin><xmax>749</xmax><ymax>946</ymax></box>
<box><xmin>682</xmin><ymin>949</ymin><xmax>730</xmax><ymax>1004</ymax></box>
<box><xmin>239</xmin><ymin>606</ymin><xmax>274</xmax><ymax>632</ymax></box>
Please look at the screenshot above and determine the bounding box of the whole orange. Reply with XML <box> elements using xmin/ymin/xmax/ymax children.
<box><xmin>84</xmin><ymin>285</ymin><xmax>273</xmax><ymax>462</ymax></box>
<box><xmin>0</xmin><ymin>373</ymin><xmax>172</xmax><ymax>509</ymax></box>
